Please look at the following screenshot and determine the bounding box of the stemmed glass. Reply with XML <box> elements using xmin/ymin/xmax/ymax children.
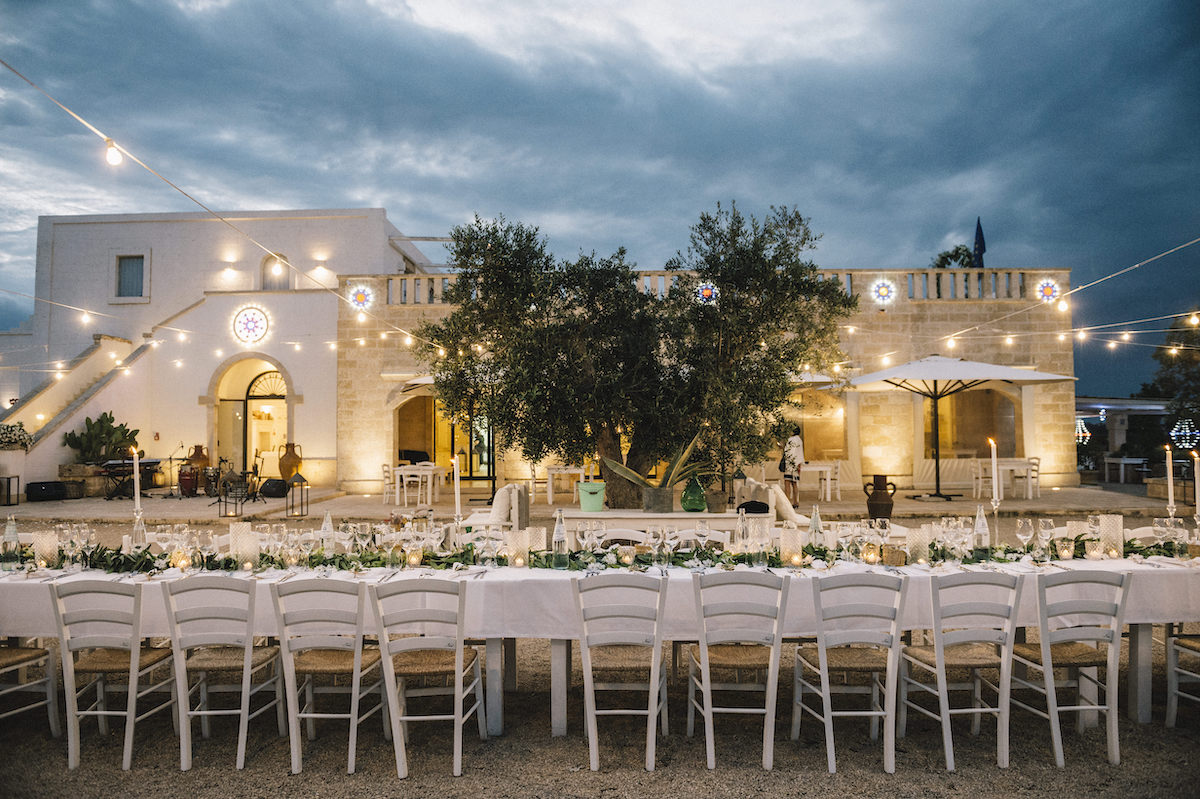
<box><xmin>197</xmin><ymin>530</ymin><xmax>215</xmax><ymax>571</ymax></box>
<box><xmin>1015</xmin><ymin>518</ymin><xmax>1035</xmax><ymax>555</ymax></box>
<box><xmin>693</xmin><ymin>520</ymin><xmax>711</xmax><ymax>553</ymax></box>
<box><xmin>1037</xmin><ymin>519</ymin><xmax>1055</xmax><ymax>562</ymax></box>
<box><xmin>298</xmin><ymin>532</ymin><xmax>315</xmax><ymax>570</ymax></box>
<box><xmin>1152</xmin><ymin>518</ymin><xmax>1170</xmax><ymax>553</ymax></box>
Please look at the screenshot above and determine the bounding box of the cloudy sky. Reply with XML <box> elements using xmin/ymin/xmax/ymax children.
<box><xmin>1</xmin><ymin>0</ymin><xmax>1197</xmax><ymax>396</ymax></box>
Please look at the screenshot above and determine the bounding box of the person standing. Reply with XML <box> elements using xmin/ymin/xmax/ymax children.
<box><xmin>783</xmin><ymin>426</ymin><xmax>805</xmax><ymax>506</ymax></box>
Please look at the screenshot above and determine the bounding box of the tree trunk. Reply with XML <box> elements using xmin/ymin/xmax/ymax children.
<box><xmin>595</xmin><ymin>425</ymin><xmax>651</xmax><ymax>509</ymax></box>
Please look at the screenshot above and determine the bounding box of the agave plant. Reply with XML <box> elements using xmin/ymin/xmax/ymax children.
<box><xmin>602</xmin><ymin>432</ymin><xmax>707</xmax><ymax>489</ymax></box>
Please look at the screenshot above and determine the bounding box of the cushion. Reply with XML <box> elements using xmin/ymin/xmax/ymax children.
<box><xmin>489</xmin><ymin>484</ymin><xmax>512</xmax><ymax>526</ymax></box>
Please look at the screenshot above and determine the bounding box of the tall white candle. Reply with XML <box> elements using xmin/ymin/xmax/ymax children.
<box><xmin>452</xmin><ymin>455</ymin><xmax>462</xmax><ymax>518</ymax></box>
<box><xmin>1193</xmin><ymin>451</ymin><xmax>1199</xmax><ymax>507</ymax></box>
<box><xmin>988</xmin><ymin>438</ymin><xmax>999</xmax><ymax>502</ymax></box>
<box><xmin>131</xmin><ymin>445</ymin><xmax>141</xmax><ymax>512</ymax></box>
<box><xmin>1165</xmin><ymin>445</ymin><xmax>1174</xmax><ymax>508</ymax></box>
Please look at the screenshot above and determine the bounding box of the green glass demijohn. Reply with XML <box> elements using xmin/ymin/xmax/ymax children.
<box><xmin>680</xmin><ymin>476</ymin><xmax>707</xmax><ymax>512</ymax></box>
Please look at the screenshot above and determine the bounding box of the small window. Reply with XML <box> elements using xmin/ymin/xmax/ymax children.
<box><xmin>261</xmin><ymin>254</ymin><xmax>290</xmax><ymax>291</ymax></box>
<box><xmin>116</xmin><ymin>255</ymin><xmax>144</xmax><ymax>297</ymax></box>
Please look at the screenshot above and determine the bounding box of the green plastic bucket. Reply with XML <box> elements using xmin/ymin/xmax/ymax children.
<box><xmin>578</xmin><ymin>481</ymin><xmax>606</xmax><ymax>512</ymax></box>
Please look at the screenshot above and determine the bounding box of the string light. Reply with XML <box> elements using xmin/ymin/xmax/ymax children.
<box><xmin>293</xmin><ymin>343</ymin><xmax>301</xmax><ymax>351</ymax></box>
<box><xmin>356</xmin><ymin>311</ymin><xmax>367</xmax><ymax>323</ymax></box>
<box><xmin>945</xmin><ymin>337</ymin><xmax>957</xmax><ymax>349</ymax></box>
<box><xmin>1120</xmin><ymin>332</ymin><xmax>1131</xmax><ymax>341</ymax></box>
<box><xmin>104</xmin><ymin>138</ymin><xmax>123</xmax><ymax>166</ymax></box>
<box><xmin>1004</xmin><ymin>336</ymin><xmax>1013</xmax><ymax>346</ymax></box>
<box><xmin>328</xmin><ymin>342</ymin><xmax>337</xmax><ymax>350</ymax></box>
<box><xmin>404</xmin><ymin>335</ymin><xmax>413</xmax><ymax>347</ymax></box>
<box><xmin>1057</xmin><ymin>300</ymin><xmax>1069</xmax><ymax>312</ymax></box>
<box><xmin>1075</xmin><ymin>418</ymin><xmax>1092</xmax><ymax>444</ymax></box>
<box><xmin>1191</xmin><ymin>314</ymin><xmax>1199</xmax><ymax>326</ymax></box>
<box><xmin>1106</xmin><ymin>340</ymin><xmax>1117</xmax><ymax>349</ymax></box>
<box><xmin>1076</xmin><ymin>330</ymin><xmax>1087</xmax><ymax>340</ymax></box>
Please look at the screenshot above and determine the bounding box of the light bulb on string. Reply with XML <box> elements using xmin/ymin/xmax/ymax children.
<box><xmin>1169</xmin><ymin>347</ymin><xmax>1179</xmax><ymax>355</ymax></box>
<box><xmin>1004</xmin><ymin>336</ymin><xmax>1013</xmax><ymax>346</ymax></box>
<box><xmin>1190</xmin><ymin>314</ymin><xmax>1199</xmax><ymax>326</ymax></box>
<box><xmin>1106</xmin><ymin>341</ymin><xmax>1117</xmax><ymax>349</ymax></box>
<box><xmin>404</xmin><ymin>335</ymin><xmax>413</xmax><ymax>347</ymax></box>
<box><xmin>104</xmin><ymin>138</ymin><xmax>123</xmax><ymax>166</ymax></box>
<box><xmin>293</xmin><ymin>343</ymin><xmax>301</xmax><ymax>351</ymax></box>
<box><xmin>356</xmin><ymin>311</ymin><xmax>367</xmax><ymax>323</ymax></box>
<box><xmin>1057</xmin><ymin>300</ymin><xmax>1069</xmax><ymax>312</ymax></box>
<box><xmin>1076</xmin><ymin>330</ymin><xmax>1087</xmax><ymax>341</ymax></box>
<box><xmin>80</xmin><ymin>311</ymin><xmax>90</xmax><ymax>324</ymax></box>
<box><xmin>1120</xmin><ymin>332</ymin><xmax>1131</xmax><ymax>341</ymax></box>
<box><xmin>271</xmin><ymin>259</ymin><xmax>283</xmax><ymax>276</ymax></box>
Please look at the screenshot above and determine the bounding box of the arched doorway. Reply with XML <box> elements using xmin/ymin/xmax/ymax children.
<box><xmin>213</xmin><ymin>359</ymin><xmax>291</xmax><ymax>477</ymax></box>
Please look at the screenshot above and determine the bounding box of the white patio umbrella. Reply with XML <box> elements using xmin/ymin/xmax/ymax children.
<box><xmin>850</xmin><ymin>355</ymin><xmax>1075</xmax><ymax>500</ymax></box>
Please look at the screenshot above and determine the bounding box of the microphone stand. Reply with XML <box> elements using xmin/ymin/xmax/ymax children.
<box><xmin>162</xmin><ymin>442</ymin><xmax>186</xmax><ymax>499</ymax></box>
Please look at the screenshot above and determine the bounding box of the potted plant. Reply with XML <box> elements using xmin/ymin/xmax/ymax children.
<box><xmin>603</xmin><ymin>433</ymin><xmax>706</xmax><ymax>513</ymax></box>
<box><xmin>0</xmin><ymin>422</ymin><xmax>33</xmax><ymax>481</ymax></box>
<box><xmin>62</xmin><ymin>412</ymin><xmax>139</xmax><ymax>464</ymax></box>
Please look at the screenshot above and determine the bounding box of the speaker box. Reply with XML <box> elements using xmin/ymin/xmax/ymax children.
<box><xmin>26</xmin><ymin>481</ymin><xmax>67</xmax><ymax>502</ymax></box>
<box><xmin>259</xmin><ymin>478</ymin><xmax>289</xmax><ymax>498</ymax></box>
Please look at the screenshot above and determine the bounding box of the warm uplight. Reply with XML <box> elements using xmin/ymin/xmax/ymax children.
<box><xmin>55</xmin><ymin>361</ymin><xmax>63</xmax><ymax>369</ymax></box>
<box><xmin>105</xmin><ymin>138</ymin><xmax>123</xmax><ymax>165</ymax></box>
<box><xmin>35</xmin><ymin>413</ymin><xmax>44</xmax><ymax>421</ymax></box>
<box><xmin>108</xmin><ymin>352</ymin><xmax>116</xmax><ymax>360</ymax></box>
<box><xmin>55</xmin><ymin>372</ymin><xmax>63</xmax><ymax>380</ymax></box>
<box><xmin>174</xmin><ymin>359</ymin><xmax>183</xmax><ymax>368</ymax></box>
<box><xmin>846</xmin><ymin>326</ymin><xmax>856</xmax><ymax>334</ymax></box>
<box><xmin>1057</xmin><ymin>333</ymin><xmax>1066</xmax><ymax>341</ymax></box>
<box><xmin>1190</xmin><ymin>314</ymin><xmax>1200</xmax><ymax>326</ymax></box>
<box><xmin>357</xmin><ymin>338</ymin><xmax>365</xmax><ymax>346</ymax></box>
<box><xmin>114</xmin><ymin>359</ymin><xmax>122</xmax><ymax>366</ymax></box>
<box><xmin>151</xmin><ymin>340</ymin><xmax>160</xmax><ymax>348</ymax></box>
<box><xmin>881</xmin><ymin>354</ymin><xmax>891</xmax><ymax>365</ymax></box>
<box><xmin>832</xmin><ymin>364</ymin><xmax>841</xmax><ymax>373</ymax></box>
<box><xmin>329</xmin><ymin>342</ymin><xmax>337</xmax><ymax>350</ymax></box>
<box><xmin>380</xmin><ymin>332</ymin><xmax>388</xmax><ymax>340</ymax></box>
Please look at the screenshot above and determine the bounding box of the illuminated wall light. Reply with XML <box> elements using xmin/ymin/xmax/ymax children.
<box><xmin>357</xmin><ymin>338</ymin><xmax>366</xmax><ymax>346</ymax></box>
<box><xmin>108</xmin><ymin>352</ymin><xmax>117</xmax><ymax>360</ymax></box>
<box><xmin>123</xmin><ymin>368</ymin><xmax>132</xmax><ymax>376</ymax></box>
<box><xmin>177</xmin><ymin>332</ymin><xmax>187</xmax><ymax>342</ymax></box>
<box><xmin>293</xmin><ymin>343</ymin><xmax>301</xmax><ymax>352</ymax></box>
<box><xmin>1058</xmin><ymin>333</ymin><xmax>1066</xmax><ymax>341</ymax></box>
<box><xmin>271</xmin><ymin>259</ymin><xmax>283</xmax><ymax>276</ymax></box>
<box><xmin>404</xmin><ymin>335</ymin><xmax>413</xmax><ymax>347</ymax></box>
<box><xmin>214</xmin><ymin>349</ymin><xmax>223</xmax><ymax>357</ymax></box>
<box><xmin>379</xmin><ymin>332</ymin><xmax>388</xmax><ymax>340</ymax></box>
<box><xmin>174</xmin><ymin>359</ymin><xmax>184</xmax><ymax>368</ymax></box>
<box><xmin>1106</xmin><ymin>341</ymin><xmax>1117</xmax><ymax>349</ymax></box>
<box><xmin>945</xmin><ymin>337</ymin><xmax>957</xmax><ymax>349</ymax></box>
<box><xmin>329</xmin><ymin>342</ymin><xmax>337</xmax><ymax>350</ymax></box>
<box><xmin>881</xmin><ymin>354</ymin><xmax>891</xmax><ymax>365</ymax></box>
<box><xmin>55</xmin><ymin>372</ymin><xmax>63</xmax><ymax>380</ymax></box>
<box><xmin>846</xmin><ymin>326</ymin><xmax>856</xmax><ymax>334</ymax></box>
<box><xmin>1169</xmin><ymin>347</ymin><xmax>1179</xmax><ymax>355</ymax></box>
<box><xmin>151</xmin><ymin>340</ymin><xmax>160</xmax><ymax>348</ymax></box>
<box><xmin>114</xmin><ymin>359</ymin><xmax>123</xmax><ymax>366</ymax></box>
<box><xmin>104</xmin><ymin>138</ymin><xmax>123</xmax><ymax>165</ymax></box>
<box><xmin>36</xmin><ymin>413</ymin><xmax>45</xmax><ymax>422</ymax></box>
<box><xmin>832</xmin><ymin>364</ymin><xmax>841</xmax><ymax>373</ymax></box>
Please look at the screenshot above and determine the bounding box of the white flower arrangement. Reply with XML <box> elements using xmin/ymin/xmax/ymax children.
<box><xmin>0</xmin><ymin>422</ymin><xmax>33</xmax><ymax>452</ymax></box>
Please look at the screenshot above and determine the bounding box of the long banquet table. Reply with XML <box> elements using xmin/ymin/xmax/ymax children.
<box><xmin>2</xmin><ymin>558</ymin><xmax>1197</xmax><ymax>737</ymax></box>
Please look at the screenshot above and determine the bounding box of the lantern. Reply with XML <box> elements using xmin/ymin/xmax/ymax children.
<box><xmin>286</xmin><ymin>472</ymin><xmax>310</xmax><ymax>518</ymax></box>
<box><xmin>218</xmin><ymin>469</ymin><xmax>247</xmax><ymax>518</ymax></box>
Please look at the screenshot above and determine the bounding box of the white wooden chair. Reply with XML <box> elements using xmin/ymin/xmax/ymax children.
<box><xmin>1166</xmin><ymin>630</ymin><xmax>1200</xmax><ymax>726</ymax></box>
<box><xmin>398</xmin><ymin>466</ymin><xmax>427</xmax><ymax>506</ymax></box>
<box><xmin>369</xmin><ymin>578</ymin><xmax>486</xmax><ymax>778</ymax></box>
<box><xmin>0</xmin><ymin>640</ymin><xmax>60</xmax><ymax>738</ymax></box>
<box><xmin>52</xmin><ymin>579</ymin><xmax>175</xmax><ymax>770</ymax></box>
<box><xmin>271</xmin><ymin>578</ymin><xmax>385</xmax><ymax>774</ymax></box>
<box><xmin>573</xmin><ymin>572</ymin><xmax>669</xmax><ymax>771</ymax></box>
<box><xmin>381</xmin><ymin>464</ymin><xmax>396</xmax><ymax>504</ymax></box>
<box><xmin>899</xmin><ymin>571</ymin><xmax>1023</xmax><ymax>771</ymax></box>
<box><xmin>792</xmin><ymin>572</ymin><xmax>909</xmax><ymax>773</ymax></box>
<box><xmin>970</xmin><ymin>459</ymin><xmax>993</xmax><ymax>500</ymax></box>
<box><xmin>687</xmin><ymin>570</ymin><xmax>789</xmax><ymax>770</ymax></box>
<box><xmin>1011</xmin><ymin>570</ymin><xmax>1129</xmax><ymax>767</ymax></box>
<box><xmin>163</xmin><ymin>574</ymin><xmax>285</xmax><ymax>770</ymax></box>
<box><xmin>599</xmin><ymin>528</ymin><xmax>652</xmax><ymax>547</ymax></box>
<box><xmin>1014</xmin><ymin>456</ymin><xmax>1042</xmax><ymax>498</ymax></box>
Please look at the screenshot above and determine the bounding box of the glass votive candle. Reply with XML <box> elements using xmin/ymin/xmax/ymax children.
<box><xmin>1055</xmin><ymin>538</ymin><xmax>1075</xmax><ymax>560</ymax></box>
<box><xmin>1084</xmin><ymin>540</ymin><xmax>1104</xmax><ymax>560</ymax></box>
<box><xmin>618</xmin><ymin>545</ymin><xmax>636</xmax><ymax>566</ymax></box>
<box><xmin>509</xmin><ymin>547</ymin><xmax>529</xmax><ymax>568</ymax></box>
<box><xmin>780</xmin><ymin>524</ymin><xmax>804</xmax><ymax>567</ymax></box>
<box><xmin>404</xmin><ymin>547</ymin><xmax>423</xmax><ymax>568</ymax></box>
<box><xmin>32</xmin><ymin>531</ymin><xmax>58</xmax><ymax>570</ymax></box>
<box><xmin>861</xmin><ymin>543</ymin><xmax>880</xmax><ymax>564</ymax></box>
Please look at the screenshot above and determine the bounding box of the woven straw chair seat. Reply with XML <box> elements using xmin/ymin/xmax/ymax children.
<box><xmin>1175</xmin><ymin>637</ymin><xmax>1200</xmax><ymax>655</ymax></box>
<box><xmin>391</xmin><ymin>647</ymin><xmax>477</xmax><ymax>678</ymax></box>
<box><xmin>74</xmin><ymin>647</ymin><xmax>171</xmax><ymax>673</ymax></box>
<box><xmin>186</xmin><ymin>645</ymin><xmax>279</xmax><ymax>672</ymax></box>
<box><xmin>588</xmin><ymin>644</ymin><xmax>652</xmax><ymax>673</ymax></box>
<box><xmin>1013</xmin><ymin>641</ymin><xmax>1107</xmax><ymax>667</ymax></box>
<box><xmin>689</xmin><ymin>643</ymin><xmax>770</xmax><ymax>670</ymax></box>
<box><xmin>905</xmin><ymin>642</ymin><xmax>1000</xmax><ymax>669</ymax></box>
<box><xmin>0</xmin><ymin>646</ymin><xmax>49</xmax><ymax>670</ymax></box>
<box><xmin>293</xmin><ymin>648</ymin><xmax>381</xmax><ymax>675</ymax></box>
<box><xmin>798</xmin><ymin>644</ymin><xmax>888</xmax><ymax>672</ymax></box>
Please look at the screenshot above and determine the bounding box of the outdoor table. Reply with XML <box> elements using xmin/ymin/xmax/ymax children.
<box><xmin>392</xmin><ymin>464</ymin><xmax>448</xmax><ymax>506</ymax></box>
<box><xmin>995</xmin><ymin>457</ymin><xmax>1035</xmax><ymax>500</ymax></box>
<box><xmin>1104</xmin><ymin>456</ymin><xmax>1147</xmax><ymax>484</ymax></box>
<box><xmin>2</xmin><ymin>558</ymin><xmax>1195</xmax><ymax>739</ymax></box>
<box><xmin>543</xmin><ymin>465</ymin><xmax>588</xmax><ymax>505</ymax></box>
<box><xmin>802</xmin><ymin>461</ymin><xmax>835</xmax><ymax>502</ymax></box>
<box><xmin>562</xmin><ymin>509</ymin><xmax>773</xmax><ymax>535</ymax></box>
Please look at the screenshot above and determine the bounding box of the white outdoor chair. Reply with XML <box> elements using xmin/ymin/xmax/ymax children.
<box><xmin>52</xmin><ymin>579</ymin><xmax>175</xmax><ymax>770</ymax></box>
<box><xmin>1014</xmin><ymin>457</ymin><xmax>1042</xmax><ymax>498</ymax></box>
<box><xmin>398</xmin><ymin>466</ymin><xmax>427</xmax><ymax>506</ymax></box>
<box><xmin>163</xmin><ymin>574</ymin><xmax>285</xmax><ymax>770</ymax></box>
<box><xmin>1166</xmin><ymin>630</ymin><xmax>1200</xmax><ymax>726</ymax></box>
<box><xmin>792</xmin><ymin>572</ymin><xmax>909</xmax><ymax>773</ymax></box>
<box><xmin>573</xmin><ymin>572</ymin><xmax>669</xmax><ymax>771</ymax></box>
<box><xmin>899</xmin><ymin>571</ymin><xmax>1023</xmax><ymax>771</ymax></box>
<box><xmin>1011</xmin><ymin>570</ymin><xmax>1129</xmax><ymax>767</ymax></box>
<box><xmin>0</xmin><ymin>640</ymin><xmax>60</xmax><ymax>738</ymax></box>
<box><xmin>369</xmin><ymin>578</ymin><xmax>486</xmax><ymax>779</ymax></box>
<box><xmin>687</xmin><ymin>570</ymin><xmax>789</xmax><ymax>770</ymax></box>
<box><xmin>819</xmin><ymin>462</ymin><xmax>842</xmax><ymax>501</ymax></box>
<box><xmin>599</xmin><ymin>528</ymin><xmax>651</xmax><ymax>547</ymax></box>
<box><xmin>970</xmin><ymin>459</ymin><xmax>994</xmax><ymax>500</ymax></box>
<box><xmin>382</xmin><ymin>464</ymin><xmax>396</xmax><ymax>504</ymax></box>
<box><xmin>674</xmin><ymin>528</ymin><xmax>732</xmax><ymax>550</ymax></box>
<box><xmin>271</xmin><ymin>578</ymin><xmax>385</xmax><ymax>774</ymax></box>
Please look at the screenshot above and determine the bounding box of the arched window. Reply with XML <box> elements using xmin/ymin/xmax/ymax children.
<box><xmin>261</xmin><ymin>253</ymin><xmax>290</xmax><ymax>291</ymax></box>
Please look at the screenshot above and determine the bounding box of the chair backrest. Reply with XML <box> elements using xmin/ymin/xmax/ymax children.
<box><xmin>572</xmin><ymin>572</ymin><xmax>667</xmax><ymax>651</ymax></box>
<box><xmin>271</xmin><ymin>578</ymin><xmax>367</xmax><ymax>657</ymax></box>
<box><xmin>692</xmin><ymin>570</ymin><xmax>789</xmax><ymax>650</ymax></box>
<box><xmin>929</xmin><ymin>571</ymin><xmax>1023</xmax><ymax>652</ymax></box>
<box><xmin>382</xmin><ymin>464</ymin><xmax>394</xmax><ymax>485</ymax></box>
<box><xmin>600</xmin><ymin>528</ymin><xmax>651</xmax><ymax>546</ymax></box>
<box><xmin>163</xmin><ymin>574</ymin><xmax>255</xmax><ymax>654</ymax></box>
<box><xmin>674</xmin><ymin>527</ymin><xmax>732</xmax><ymax>549</ymax></box>
<box><xmin>1034</xmin><ymin>570</ymin><xmax>1129</xmax><ymax>654</ymax></box>
<box><xmin>52</xmin><ymin>579</ymin><xmax>144</xmax><ymax>656</ymax></box>
<box><xmin>1027</xmin><ymin>457</ymin><xmax>1040</xmax><ymax>476</ymax></box>
<box><xmin>369</xmin><ymin>578</ymin><xmax>466</xmax><ymax>660</ymax></box>
<box><xmin>811</xmin><ymin>572</ymin><xmax>907</xmax><ymax>651</ymax></box>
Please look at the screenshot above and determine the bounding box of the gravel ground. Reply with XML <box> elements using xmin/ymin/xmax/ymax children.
<box><xmin>2</xmin><ymin>635</ymin><xmax>1199</xmax><ymax>799</ymax></box>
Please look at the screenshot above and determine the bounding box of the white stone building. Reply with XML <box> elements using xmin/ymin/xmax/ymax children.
<box><xmin>0</xmin><ymin>207</ymin><xmax>1078</xmax><ymax>496</ymax></box>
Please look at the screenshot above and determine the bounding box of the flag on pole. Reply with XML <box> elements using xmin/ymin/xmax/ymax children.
<box><xmin>973</xmin><ymin>217</ymin><xmax>986</xmax><ymax>268</ymax></box>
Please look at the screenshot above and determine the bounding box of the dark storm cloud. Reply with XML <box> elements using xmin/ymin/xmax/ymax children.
<box><xmin>0</xmin><ymin>0</ymin><xmax>1196</xmax><ymax>394</ymax></box>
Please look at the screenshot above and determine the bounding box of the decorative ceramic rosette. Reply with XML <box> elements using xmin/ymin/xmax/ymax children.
<box><xmin>232</xmin><ymin>305</ymin><xmax>269</xmax><ymax>344</ymax></box>
<box><xmin>871</xmin><ymin>279</ymin><xmax>896</xmax><ymax>305</ymax></box>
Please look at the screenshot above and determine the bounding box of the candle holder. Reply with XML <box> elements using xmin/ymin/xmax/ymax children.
<box><xmin>618</xmin><ymin>545</ymin><xmax>636</xmax><ymax>566</ymax></box>
<box><xmin>780</xmin><ymin>524</ymin><xmax>805</xmax><ymax>568</ymax></box>
<box><xmin>1055</xmin><ymin>538</ymin><xmax>1075</xmax><ymax>560</ymax></box>
<box><xmin>229</xmin><ymin>522</ymin><xmax>260</xmax><ymax>567</ymax></box>
<box><xmin>404</xmin><ymin>547</ymin><xmax>423</xmax><ymax>569</ymax></box>
<box><xmin>1084</xmin><ymin>540</ymin><xmax>1104</xmax><ymax>560</ymax></box>
<box><xmin>906</xmin><ymin>524</ymin><xmax>931</xmax><ymax>565</ymax></box>
<box><xmin>32</xmin><ymin>531</ymin><xmax>58</xmax><ymax>570</ymax></box>
<box><xmin>1098</xmin><ymin>514</ymin><xmax>1123</xmax><ymax>558</ymax></box>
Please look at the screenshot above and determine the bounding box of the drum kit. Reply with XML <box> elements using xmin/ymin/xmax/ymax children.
<box><xmin>167</xmin><ymin>446</ymin><xmax>264</xmax><ymax>502</ymax></box>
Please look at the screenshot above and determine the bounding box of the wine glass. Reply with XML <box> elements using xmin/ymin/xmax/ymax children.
<box><xmin>197</xmin><ymin>530</ymin><xmax>216</xmax><ymax>571</ymax></box>
<box><xmin>1152</xmin><ymin>518</ymin><xmax>1169</xmax><ymax>552</ymax></box>
<box><xmin>693</xmin><ymin>520</ymin><xmax>711</xmax><ymax>553</ymax></box>
<box><xmin>298</xmin><ymin>532</ymin><xmax>315</xmax><ymax>570</ymax></box>
<box><xmin>1037</xmin><ymin>519</ymin><xmax>1055</xmax><ymax>561</ymax></box>
<box><xmin>1015</xmin><ymin>518</ymin><xmax>1035</xmax><ymax>554</ymax></box>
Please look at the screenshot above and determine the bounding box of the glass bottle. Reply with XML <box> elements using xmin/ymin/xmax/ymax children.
<box><xmin>1</xmin><ymin>515</ymin><xmax>20</xmax><ymax>571</ymax></box>
<box><xmin>810</xmin><ymin>505</ymin><xmax>825</xmax><ymax>551</ymax></box>
<box><xmin>552</xmin><ymin>508</ymin><xmax>569</xmax><ymax>569</ymax></box>
<box><xmin>734</xmin><ymin>507</ymin><xmax>748</xmax><ymax>554</ymax></box>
